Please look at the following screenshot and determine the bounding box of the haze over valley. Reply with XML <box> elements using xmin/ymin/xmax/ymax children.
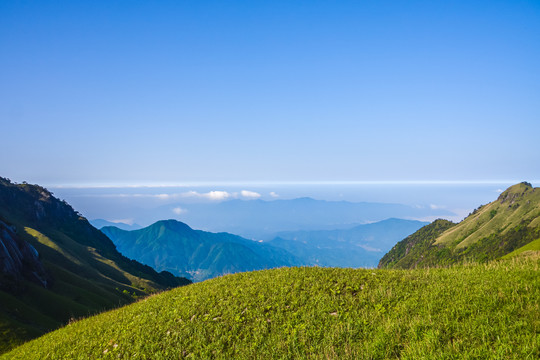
<box><xmin>54</xmin><ymin>182</ymin><xmax>517</xmax><ymax>236</ymax></box>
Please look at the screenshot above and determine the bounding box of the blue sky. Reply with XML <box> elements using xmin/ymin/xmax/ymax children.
<box><xmin>1</xmin><ymin>0</ymin><xmax>539</xmax><ymax>186</ymax></box>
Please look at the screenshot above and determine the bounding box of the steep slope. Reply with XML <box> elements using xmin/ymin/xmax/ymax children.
<box><xmin>4</xmin><ymin>256</ymin><xmax>539</xmax><ymax>359</ymax></box>
<box><xmin>379</xmin><ymin>182</ymin><xmax>540</xmax><ymax>268</ymax></box>
<box><xmin>268</xmin><ymin>218</ymin><xmax>428</xmax><ymax>267</ymax></box>
<box><xmin>0</xmin><ymin>178</ymin><xmax>190</xmax><ymax>353</ymax></box>
<box><xmin>101</xmin><ymin>220</ymin><xmax>301</xmax><ymax>282</ymax></box>
<box><xmin>377</xmin><ymin>219</ymin><xmax>456</xmax><ymax>268</ymax></box>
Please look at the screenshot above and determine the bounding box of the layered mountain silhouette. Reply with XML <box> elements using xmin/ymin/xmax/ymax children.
<box><xmin>102</xmin><ymin>218</ymin><xmax>427</xmax><ymax>280</ymax></box>
<box><xmin>101</xmin><ymin>220</ymin><xmax>301</xmax><ymax>282</ymax></box>
<box><xmin>379</xmin><ymin>182</ymin><xmax>540</xmax><ymax>268</ymax></box>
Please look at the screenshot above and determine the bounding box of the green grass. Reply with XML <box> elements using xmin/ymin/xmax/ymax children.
<box><xmin>4</xmin><ymin>255</ymin><xmax>539</xmax><ymax>359</ymax></box>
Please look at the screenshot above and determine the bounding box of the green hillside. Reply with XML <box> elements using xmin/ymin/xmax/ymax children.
<box><xmin>102</xmin><ymin>220</ymin><xmax>300</xmax><ymax>282</ymax></box>
<box><xmin>3</xmin><ymin>255</ymin><xmax>539</xmax><ymax>359</ymax></box>
<box><xmin>379</xmin><ymin>182</ymin><xmax>540</xmax><ymax>269</ymax></box>
<box><xmin>0</xmin><ymin>178</ymin><xmax>190</xmax><ymax>353</ymax></box>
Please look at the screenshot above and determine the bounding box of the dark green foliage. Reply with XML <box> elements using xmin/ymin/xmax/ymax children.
<box><xmin>378</xmin><ymin>219</ymin><xmax>456</xmax><ymax>269</ymax></box>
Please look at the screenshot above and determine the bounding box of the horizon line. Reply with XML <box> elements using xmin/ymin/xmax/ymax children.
<box><xmin>45</xmin><ymin>179</ymin><xmax>539</xmax><ymax>189</ymax></box>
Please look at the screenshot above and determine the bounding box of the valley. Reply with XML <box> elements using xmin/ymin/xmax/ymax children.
<box><xmin>1</xmin><ymin>179</ymin><xmax>539</xmax><ymax>358</ymax></box>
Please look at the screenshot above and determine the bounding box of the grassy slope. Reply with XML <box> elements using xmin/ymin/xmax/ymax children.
<box><xmin>379</xmin><ymin>183</ymin><xmax>540</xmax><ymax>269</ymax></box>
<box><xmin>4</xmin><ymin>255</ymin><xmax>539</xmax><ymax>359</ymax></box>
<box><xmin>435</xmin><ymin>183</ymin><xmax>540</xmax><ymax>250</ymax></box>
<box><xmin>0</xmin><ymin>222</ymin><xmax>180</xmax><ymax>354</ymax></box>
<box><xmin>0</xmin><ymin>179</ymin><xmax>190</xmax><ymax>354</ymax></box>
<box><xmin>0</xmin><ymin>221</ymin><xmax>186</xmax><ymax>353</ymax></box>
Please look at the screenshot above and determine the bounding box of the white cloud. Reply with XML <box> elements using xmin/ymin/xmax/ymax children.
<box><xmin>180</xmin><ymin>190</ymin><xmax>232</xmax><ymax>201</ymax></box>
<box><xmin>206</xmin><ymin>191</ymin><xmax>231</xmax><ymax>200</ymax></box>
<box><xmin>495</xmin><ymin>189</ymin><xmax>504</xmax><ymax>193</ymax></box>
<box><xmin>269</xmin><ymin>191</ymin><xmax>279</xmax><ymax>198</ymax></box>
<box><xmin>172</xmin><ymin>207</ymin><xmax>187</xmax><ymax>215</ymax></box>
<box><xmin>240</xmin><ymin>190</ymin><xmax>261</xmax><ymax>199</ymax></box>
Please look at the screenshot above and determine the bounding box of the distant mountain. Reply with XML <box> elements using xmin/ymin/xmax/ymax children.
<box><xmin>90</xmin><ymin>218</ymin><xmax>142</xmax><ymax>231</ymax></box>
<box><xmin>267</xmin><ymin>218</ymin><xmax>428</xmax><ymax>267</ymax></box>
<box><xmin>151</xmin><ymin>198</ymin><xmax>453</xmax><ymax>239</ymax></box>
<box><xmin>101</xmin><ymin>220</ymin><xmax>301</xmax><ymax>282</ymax></box>
<box><xmin>0</xmin><ymin>177</ymin><xmax>191</xmax><ymax>354</ymax></box>
<box><xmin>379</xmin><ymin>182</ymin><xmax>540</xmax><ymax>269</ymax></box>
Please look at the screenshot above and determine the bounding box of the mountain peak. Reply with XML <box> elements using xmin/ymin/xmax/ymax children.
<box><xmin>497</xmin><ymin>181</ymin><xmax>535</xmax><ymax>203</ymax></box>
<box><xmin>154</xmin><ymin>219</ymin><xmax>193</xmax><ymax>232</ymax></box>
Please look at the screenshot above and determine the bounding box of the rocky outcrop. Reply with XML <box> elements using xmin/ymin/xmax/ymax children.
<box><xmin>497</xmin><ymin>182</ymin><xmax>533</xmax><ymax>204</ymax></box>
<box><xmin>0</xmin><ymin>219</ymin><xmax>50</xmax><ymax>290</ymax></box>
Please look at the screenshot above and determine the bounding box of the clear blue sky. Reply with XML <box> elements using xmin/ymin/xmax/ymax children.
<box><xmin>1</xmin><ymin>0</ymin><xmax>539</xmax><ymax>186</ymax></box>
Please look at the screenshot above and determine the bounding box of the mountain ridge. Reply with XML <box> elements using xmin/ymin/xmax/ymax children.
<box><xmin>379</xmin><ymin>182</ymin><xmax>540</xmax><ymax>268</ymax></box>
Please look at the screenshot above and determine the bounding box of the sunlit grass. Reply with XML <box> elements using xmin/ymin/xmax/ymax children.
<box><xmin>4</xmin><ymin>254</ymin><xmax>539</xmax><ymax>359</ymax></box>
